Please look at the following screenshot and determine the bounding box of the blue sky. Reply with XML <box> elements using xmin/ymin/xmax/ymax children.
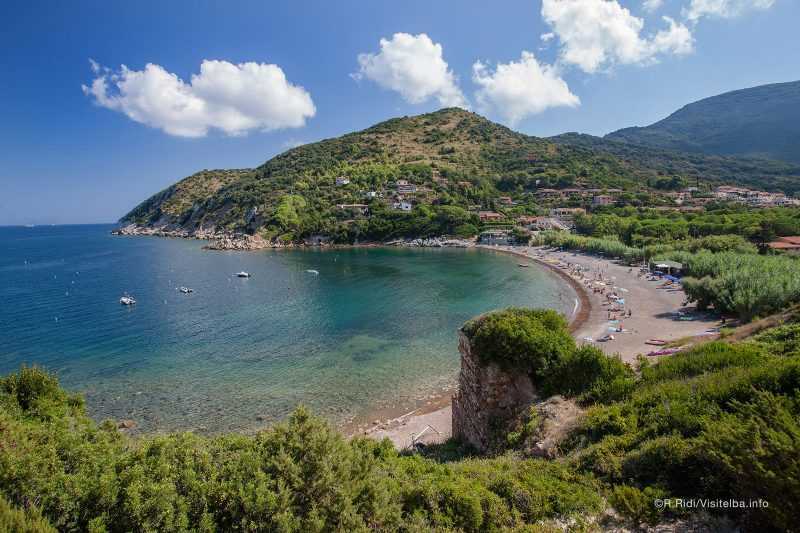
<box><xmin>1</xmin><ymin>0</ymin><xmax>797</xmax><ymax>225</ymax></box>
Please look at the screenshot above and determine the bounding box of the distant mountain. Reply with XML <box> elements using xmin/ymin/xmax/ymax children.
<box><xmin>606</xmin><ymin>81</ymin><xmax>800</xmax><ymax>163</ymax></box>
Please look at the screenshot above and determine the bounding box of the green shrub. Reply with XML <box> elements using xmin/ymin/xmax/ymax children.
<box><xmin>640</xmin><ymin>342</ymin><xmax>764</xmax><ymax>383</ymax></box>
<box><xmin>609</xmin><ymin>485</ymin><xmax>666</xmax><ymax>527</ymax></box>
<box><xmin>462</xmin><ymin>308</ymin><xmax>574</xmax><ymax>374</ymax></box>
<box><xmin>701</xmin><ymin>391</ymin><xmax>800</xmax><ymax>531</ymax></box>
<box><xmin>540</xmin><ymin>345</ymin><xmax>635</xmax><ymax>403</ymax></box>
<box><xmin>0</xmin><ymin>495</ymin><xmax>56</xmax><ymax>533</ymax></box>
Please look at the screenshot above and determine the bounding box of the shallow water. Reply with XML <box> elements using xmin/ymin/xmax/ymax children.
<box><xmin>0</xmin><ymin>225</ymin><xmax>576</xmax><ymax>433</ymax></box>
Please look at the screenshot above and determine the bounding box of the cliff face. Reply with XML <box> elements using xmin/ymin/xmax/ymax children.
<box><xmin>451</xmin><ymin>331</ymin><xmax>537</xmax><ymax>452</ymax></box>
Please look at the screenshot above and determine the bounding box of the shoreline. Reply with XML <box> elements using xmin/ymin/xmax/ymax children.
<box><xmin>475</xmin><ymin>244</ymin><xmax>592</xmax><ymax>334</ymax></box>
<box><xmin>354</xmin><ymin>245</ymin><xmax>597</xmax><ymax>448</ymax></box>
<box><xmin>362</xmin><ymin>244</ymin><xmax>721</xmax><ymax>449</ymax></box>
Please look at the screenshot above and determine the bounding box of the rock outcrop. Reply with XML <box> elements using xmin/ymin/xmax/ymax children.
<box><xmin>451</xmin><ymin>330</ymin><xmax>537</xmax><ymax>452</ymax></box>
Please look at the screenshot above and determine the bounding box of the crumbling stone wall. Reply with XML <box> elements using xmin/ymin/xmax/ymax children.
<box><xmin>452</xmin><ymin>331</ymin><xmax>537</xmax><ymax>452</ymax></box>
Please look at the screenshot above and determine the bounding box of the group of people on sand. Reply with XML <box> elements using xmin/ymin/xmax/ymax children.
<box><xmin>545</xmin><ymin>251</ymin><xmax>642</xmax><ymax>341</ymax></box>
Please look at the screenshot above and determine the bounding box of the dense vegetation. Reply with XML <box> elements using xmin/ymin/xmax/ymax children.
<box><xmin>534</xmin><ymin>206</ymin><xmax>800</xmax><ymax>321</ymax></box>
<box><xmin>605</xmin><ymin>80</ymin><xmax>800</xmax><ymax>165</ymax></box>
<box><xmin>121</xmin><ymin>108</ymin><xmax>800</xmax><ymax>242</ymax></box>
<box><xmin>552</xmin><ymin>132</ymin><xmax>800</xmax><ymax>194</ymax></box>
<box><xmin>3</xmin><ymin>306</ymin><xmax>800</xmax><ymax>531</ymax></box>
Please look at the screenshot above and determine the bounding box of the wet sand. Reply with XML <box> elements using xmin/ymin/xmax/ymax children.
<box><xmin>364</xmin><ymin>245</ymin><xmax>720</xmax><ymax>449</ymax></box>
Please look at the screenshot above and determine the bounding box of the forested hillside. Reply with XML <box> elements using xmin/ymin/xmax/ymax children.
<box><xmin>121</xmin><ymin>108</ymin><xmax>800</xmax><ymax>243</ymax></box>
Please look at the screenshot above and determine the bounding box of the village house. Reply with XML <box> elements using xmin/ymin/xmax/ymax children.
<box><xmin>498</xmin><ymin>196</ymin><xmax>514</xmax><ymax>206</ymax></box>
<box><xmin>392</xmin><ymin>200</ymin><xmax>412</xmax><ymax>212</ymax></box>
<box><xmin>336</xmin><ymin>204</ymin><xmax>369</xmax><ymax>215</ymax></box>
<box><xmin>335</xmin><ymin>176</ymin><xmax>350</xmax><ymax>186</ymax></box>
<box><xmin>478</xmin><ymin>211</ymin><xmax>505</xmax><ymax>222</ymax></box>
<box><xmin>479</xmin><ymin>229</ymin><xmax>513</xmax><ymax>245</ymax></box>
<box><xmin>396</xmin><ymin>179</ymin><xmax>417</xmax><ymax>195</ymax></box>
<box><xmin>549</xmin><ymin>207</ymin><xmax>586</xmax><ymax>219</ymax></box>
<box><xmin>592</xmin><ymin>195</ymin><xmax>614</xmax><ymax>207</ymax></box>
<box><xmin>768</xmin><ymin>236</ymin><xmax>800</xmax><ymax>254</ymax></box>
<box><xmin>516</xmin><ymin>215</ymin><xmax>567</xmax><ymax>231</ymax></box>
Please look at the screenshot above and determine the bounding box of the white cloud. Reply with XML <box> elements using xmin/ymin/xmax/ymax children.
<box><xmin>355</xmin><ymin>33</ymin><xmax>468</xmax><ymax>108</ymax></box>
<box><xmin>541</xmin><ymin>0</ymin><xmax>693</xmax><ymax>73</ymax></box>
<box><xmin>472</xmin><ymin>51</ymin><xmax>580</xmax><ymax>126</ymax></box>
<box><xmin>643</xmin><ymin>0</ymin><xmax>664</xmax><ymax>12</ymax></box>
<box><xmin>684</xmin><ymin>0</ymin><xmax>775</xmax><ymax>21</ymax></box>
<box><xmin>82</xmin><ymin>59</ymin><xmax>316</xmax><ymax>137</ymax></box>
<box><xmin>541</xmin><ymin>32</ymin><xmax>556</xmax><ymax>42</ymax></box>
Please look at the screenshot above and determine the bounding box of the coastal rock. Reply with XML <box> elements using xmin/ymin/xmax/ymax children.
<box><xmin>527</xmin><ymin>395</ymin><xmax>583</xmax><ymax>459</ymax></box>
<box><xmin>203</xmin><ymin>233</ymin><xmax>272</xmax><ymax>251</ymax></box>
<box><xmin>451</xmin><ymin>331</ymin><xmax>537</xmax><ymax>453</ymax></box>
<box><xmin>117</xmin><ymin>419</ymin><xmax>137</xmax><ymax>430</ymax></box>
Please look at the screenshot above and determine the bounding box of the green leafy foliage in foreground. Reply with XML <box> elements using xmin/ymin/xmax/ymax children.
<box><xmin>4</xmin><ymin>315</ymin><xmax>800</xmax><ymax>531</ymax></box>
<box><xmin>566</xmin><ymin>334</ymin><xmax>800</xmax><ymax>530</ymax></box>
<box><xmin>0</xmin><ymin>367</ymin><xmax>603</xmax><ymax>532</ymax></box>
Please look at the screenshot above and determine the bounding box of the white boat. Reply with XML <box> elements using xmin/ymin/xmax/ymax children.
<box><xmin>236</xmin><ymin>271</ymin><xmax>251</xmax><ymax>278</ymax></box>
<box><xmin>305</xmin><ymin>269</ymin><xmax>319</xmax><ymax>275</ymax></box>
<box><xmin>119</xmin><ymin>295</ymin><xmax>136</xmax><ymax>305</ymax></box>
<box><xmin>179</xmin><ymin>287</ymin><xmax>193</xmax><ymax>293</ymax></box>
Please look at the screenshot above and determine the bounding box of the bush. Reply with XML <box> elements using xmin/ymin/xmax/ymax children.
<box><xmin>640</xmin><ymin>342</ymin><xmax>764</xmax><ymax>383</ymax></box>
<box><xmin>462</xmin><ymin>308</ymin><xmax>575</xmax><ymax>375</ymax></box>
<box><xmin>609</xmin><ymin>485</ymin><xmax>666</xmax><ymax>527</ymax></box>
<box><xmin>0</xmin><ymin>367</ymin><xmax>605</xmax><ymax>532</ymax></box>
<box><xmin>0</xmin><ymin>495</ymin><xmax>55</xmax><ymax>533</ymax></box>
<box><xmin>701</xmin><ymin>391</ymin><xmax>800</xmax><ymax>531</ymax></box>
<box><xmin>540</xmin><ymin>345</ymin><xmax>635</xmax><ymax>403</ymax></box>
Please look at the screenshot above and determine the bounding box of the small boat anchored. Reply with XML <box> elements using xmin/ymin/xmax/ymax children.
<box><xmin>119</xmin><ymin>295</ymin><xmax>136</xmax><ymax>306</ymax></box>
<box><xmin>179</xmin><ymin>287</ymin><xmax>194</xmax><ymax>294</ymax></box>
<box><xmin>517</xmin><ymin>263</ymin><xmax>530</xmax><ymax>268</ymax></box>
<box><xmin>236</xmin><ymin>272</ymin><xmax>251</xmax><ymax>278</ymax></box>
<box><xmin>305</xmin><ymin>269</ymin><xmax>319</xmax><ymax>275</ymax></box>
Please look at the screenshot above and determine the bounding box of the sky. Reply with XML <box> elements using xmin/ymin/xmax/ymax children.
<box><xmin>1</xmin><ymin>0</ymin><xmax>797</xmax><ymax>225</ymax></box>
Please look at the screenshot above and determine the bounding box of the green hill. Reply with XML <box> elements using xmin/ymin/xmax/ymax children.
<box><xmin>122</xmin><ymin>107</ymin><xmax>800</xmax><ymax>242</ymax></box>
<box><xmin>552</xmin><ymin>132</ymin><xmax>800</xmax><ymax>194</ymax></box>
<box><xmin>606</xmin><ymin>80</ymin><xmax>800</xmax><ymax>163</ymax></box>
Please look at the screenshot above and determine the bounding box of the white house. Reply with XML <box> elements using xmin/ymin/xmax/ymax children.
<box><xmin>393</xmin><ymin>201</ymin><xmax>412</xmax><ymax>212</ymax></box>
<box><xmin>335</xmin><ymin>176</ymin><xmax>350</xmax><ymax>186</ymax></box>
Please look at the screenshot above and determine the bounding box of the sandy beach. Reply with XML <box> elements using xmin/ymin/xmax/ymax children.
<box><xmin>365</xmin><ymin>245</ymin><xmax>721</xmax><ymax>449</ymax></box>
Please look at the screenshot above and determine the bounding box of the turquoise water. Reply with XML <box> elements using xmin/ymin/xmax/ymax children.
<box><xmin>0</xmin><ymin>225</ymin><xmax>576</xmax><ymax>433</ymax></box>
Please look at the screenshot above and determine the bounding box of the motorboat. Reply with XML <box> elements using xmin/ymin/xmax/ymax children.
<box><xmin>517</xmin><ymin>263</ymin><xmax>530</xmax><ymax>268</ymax></box>
<box><xmin>120</xmin><ymin>295</ymin><xmax>136</xmax><ymax>305</ymax></box>
<box><xmin>236</xmin><ymin>272</ymin><xmax>251</xmax><ymax>278</ymax></box>
<box><xmin>179</xmin><ymin>287</ymin><xmax>193</xmax><ymax>293</ymax></box>
<box><xmin>305</xmin><ymin>269</ymin><xmax>319</xmax><ymax>275</ymax></box>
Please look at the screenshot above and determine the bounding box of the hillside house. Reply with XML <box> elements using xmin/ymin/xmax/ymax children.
<box><xmin>592</xmin><ymin>195</ymin><xmax>614</xmax><ymax>207</ymax></box>
<box><xmin>768</xmin><ymin>236</ymin><xmax>800</xmax><ymax>254</ymax></box>
<box><xmin>478</xmin><ymin>211</ymin><xmax>505</xmax><ymax>222</ymax></box>
<box><xmin>549</xmin><ymin>207</ymin><xmax>586</xmax><ymax>219</ymax></box>
<box><xmin>335</xmin><ymin>176</ymin><xmax>350</xmax><ymax>186</ymax></box>
<box><xmin>336</xmin><ymin>204</ymin><xmax>369</xmax><ymax>215</ymax></box>
<box><xmin>479</xmin><ymin>229</ymin><xmax>513</xmax><ymax>245</ymax></box>
<box><xmin>392</xmin><ymin>201</ymin><xmax>412</xmax><ymax>212</ymax></box>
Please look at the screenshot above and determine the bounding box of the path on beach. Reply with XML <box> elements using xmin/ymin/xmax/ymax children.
<box><xmin>367</xmin><ymin>245</ymin><xmax>721</xmax><ymax>449</ymax></box>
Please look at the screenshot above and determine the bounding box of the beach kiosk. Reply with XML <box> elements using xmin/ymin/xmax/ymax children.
<box><xmin>651</xmin><ymin>260</ymin><xmax>683</xmax><ymax>276</ymax></box>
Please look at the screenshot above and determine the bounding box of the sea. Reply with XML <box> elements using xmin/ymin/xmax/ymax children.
<box><xmin>0</xmin><ymin>224</ymin><xmax>576</xmax><ymax>433</ymax></box>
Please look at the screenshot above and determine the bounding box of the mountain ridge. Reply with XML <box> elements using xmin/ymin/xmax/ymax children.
<box><xmin>606</xmin><ymin>80</ymin><xmax>800</xmax><ymax>163</ymax></box>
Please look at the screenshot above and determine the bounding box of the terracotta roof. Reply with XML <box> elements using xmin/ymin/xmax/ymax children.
<box><xmin>768</xmin><ymin>241</ymin><xmax>800</xmax><ymax>250</ymax></box>
<box><xmin>777</xmin><ymin>236</ymin><xmax>800</xmax><ymax>245</ymax></box>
